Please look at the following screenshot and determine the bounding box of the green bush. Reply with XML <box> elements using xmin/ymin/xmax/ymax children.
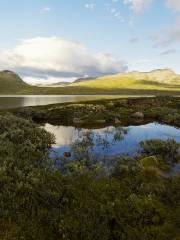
<box><xmin>140</xmin><ymin>139</ymin><xmax>180</xmax><ymax>163</ymax></box>
<box><xmin>0</xmin><ymin>115</ymin><xmax>179</xmax><ymax>239</ymax></box>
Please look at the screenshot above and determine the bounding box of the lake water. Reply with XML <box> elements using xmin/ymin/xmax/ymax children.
<box><xmin>0</xmin><ymin>95</ymin><xmax>153</xmax><ymax>109</ymax></box>
<box><xmin>42</xmin><ymin>122</ymin><xmax>180</xmax><ymax>158</ymax></box>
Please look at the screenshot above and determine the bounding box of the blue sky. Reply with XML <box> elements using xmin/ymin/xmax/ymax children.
<box><xmin>0</xmin><ymin>0</ymin><xmax>179</xmax><ymax>84</ymax></box>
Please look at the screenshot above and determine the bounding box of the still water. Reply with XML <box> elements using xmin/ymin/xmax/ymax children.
<box><xmin>42</xmin><ymin>122</ymin><xmax>180</xmax><ymax>158</ymax></box>
<box><xmin>0</xmin><ymin>95</ymin><xmax>153</xmax><ymax>109</ymax></box>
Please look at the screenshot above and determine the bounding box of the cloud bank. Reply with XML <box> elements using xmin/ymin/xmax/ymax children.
<box><xmin>0</xmin><ymin>37</ymin><xmax>127</xmax><ymax>85</ymax></box>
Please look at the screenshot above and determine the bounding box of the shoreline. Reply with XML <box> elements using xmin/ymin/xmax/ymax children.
<box><xmin>4</xmin><ymin>96</ymin><xmax>179</xmax><ymax>128</ymax></box>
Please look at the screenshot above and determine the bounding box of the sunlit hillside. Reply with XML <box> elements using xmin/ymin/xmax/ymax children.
<box><xmin>70</xmin><ymin>69</ymin><xmax>180</xmax><ymax>92</ymax></box>
<box><xmin>0</xmin><ymin>69</ymin><xmax>180</xmax><ymax>95</ymax></box>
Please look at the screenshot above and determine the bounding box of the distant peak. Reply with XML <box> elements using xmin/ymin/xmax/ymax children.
<box><xmin>1</xmin><ymin>70</ymin><xmax>17</xmax><ymax>75</ymax></box>
<box><xmin>149</xmin><ymin>68</ymin><xmax>175</xmax><ymax>74</ymax></box>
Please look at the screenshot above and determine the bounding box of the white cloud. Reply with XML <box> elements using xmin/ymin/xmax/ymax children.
<box><xmin>160</xmin><ymin>49</ymin><xmax>177</xmax><ymax>56</ymax></box>
<box><xmin>85</xmin><ymin>3</ymin><xmax>96</xmax><ymax>9</ymax></box>
<box><xmin>0</xmin><ymin>37</ymin><xmax>127</xmax><ymax>84</ymax></box>
<box><xmin>105</xmin><ymin>5</ymin><xmax>125</xmax><ymax>22</ymax></box>
<box><xmin>41</xmin><ymin>6</ymin><xmax>51</xmax><ymax>12</ymax></box>
<box><xmin>123</xmin><ymin>0</ymin><xmax>152</xmax><ymax>14</ymax></box>
<box><xmin>110</xmin><ymin>8</ymin><xmax>124</xmax><ymax>21</ymax></box>
<box><xmin>23</xmin><ymin>76</ymin><xmax>77</xmax><ymax>86</ymax></box>
<box><xmin>166</xmin><ymin>0</ymin><xmax>180</xmax><ymax>11</ymax></box>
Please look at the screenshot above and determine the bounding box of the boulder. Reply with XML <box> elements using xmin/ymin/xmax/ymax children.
<box><xmin>132</xmin><ymin>112</ymin><xmax>144</xmax><ymax>119</ymax></box>
<box><xmin>73</xmin><ymin>118</ymin><xmax>84</xmax><ymax>124</ymax></box>
<box><xmin>115</xmin><ymin>118</ymin><xmax>121</xmax><ymax>124</ymax></box>
<box><xmin>95</xmin><ymin>119</ymin><xmax>106</xmax><ymax>124</ymax></box>
<box><xmin>107</xmin><ymin>102</ymin><xmax>114</xmax><ymax>107</ymax></box>
<box><xmin>64</xmin><ymin>152</ymin><xmax>71</xmax><ymax>158</ymax></box>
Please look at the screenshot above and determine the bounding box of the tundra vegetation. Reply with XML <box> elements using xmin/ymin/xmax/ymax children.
<box><xmin>0</xmin><ymin>114</ymin><xmax>179</xmax><ymax>240</ymax></box>
<box><xmin>14</xmin><ymin>96</ymin><xmax>180</xmax><ymax>128</ymax></box>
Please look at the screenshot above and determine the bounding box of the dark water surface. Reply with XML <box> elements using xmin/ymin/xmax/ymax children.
<box><xmin>42</xmin><ymin>122</ymin><xmax>180</xmax><ymax>158</ymax></box>
<box><xmin>0</xmin><ymin>95</ymin><xmax>153</xmax><ymax>109</ymax></box>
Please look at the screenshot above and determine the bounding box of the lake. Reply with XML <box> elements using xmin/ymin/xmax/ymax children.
<box><xmin>0</xmin><ymin>95</ymin><xmax>154</xmax><ymax>109</ymax></box>
<box><xmin>42</xmin><ymin>122</ymin><xmax>180</xmax><ymax>159</ymax></box>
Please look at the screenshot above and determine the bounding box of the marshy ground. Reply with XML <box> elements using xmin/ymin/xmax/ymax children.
<box><xmin>11</xmin><ymin>96</ymin><xmax>180</xmax><ymax>128</ymax></box>
<box><xmin>0</xmin><ymin>96</ymin><xmax>180</xmax><ymax>239</ymax></box>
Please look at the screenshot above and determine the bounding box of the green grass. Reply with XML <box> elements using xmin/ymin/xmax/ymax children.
<box><xmin>71</xmin><ymin>72</ymin><xmax>180</xmax><ymax>92</ymax></box>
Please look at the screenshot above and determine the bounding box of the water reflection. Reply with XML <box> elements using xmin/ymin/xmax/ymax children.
<box><xmin>0</xmin><ymin>95</ymin><xmax>143</xmax><ymax>109</ymax></box>
<box><xmin>43</xmin><ymin>123</ymin><xmax>180</xmax><ymax>158</ymax></box>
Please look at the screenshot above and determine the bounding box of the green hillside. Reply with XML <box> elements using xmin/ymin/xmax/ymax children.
<box><xmin>70</xmin><ymin>69</ymin><xmax>180</xmax><ymax>92</ymax></box>
<box><xmin>0</xmin><ymin>69</ymin><xmax>180</xmax><ymax>95</ymax></box>
<box><xmin>0</xmin><ymin>70</ymin><xmax>30</xmax><ymax>94</ymax></box>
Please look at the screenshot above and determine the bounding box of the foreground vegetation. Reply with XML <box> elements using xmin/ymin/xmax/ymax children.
<box><xmin>14</xmin><ymin>96</ymin><xmax>180</xmax><ymax>128</ymax></box>
<box><xmin>0</xmin><ymin>114</ymin><xmax>179</xmax><ymax>239</ymax></box>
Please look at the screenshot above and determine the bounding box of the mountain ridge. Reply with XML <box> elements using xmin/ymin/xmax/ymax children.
<box><xmin>70</xmin><ymin>68</ymin><xmax>180</xmax><ymax>88</ymax></box>
<box><xmin>0</xmin><ymin>69</ymin><xmax>179</xmax><ymax>95</ymax></box>
<box><xmin>0</xmin><ymin>70</ymin><xmax>29</xmax><ymax>94</ymax></box>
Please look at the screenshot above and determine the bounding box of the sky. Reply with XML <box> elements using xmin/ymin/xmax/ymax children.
<box><xmin>0</xmin><ymin>0</ymin><xmax>179</xmax><ymax>85</ymax></box>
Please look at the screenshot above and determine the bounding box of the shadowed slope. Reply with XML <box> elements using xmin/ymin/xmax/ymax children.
<box><xmin>0</xmin><ymin>70</ymin><xmax>29</xmax><ymax>94</ymax></box>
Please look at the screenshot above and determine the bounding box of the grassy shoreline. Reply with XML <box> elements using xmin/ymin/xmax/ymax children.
<box><xmin>5</xmin><ymin>96</ymin><xmax>180</xmax><ymax>128</ymax></box>
<box><xmin>1</xmin><ymin>87</ymin><xmax>180</xmax><ymax>95</ymax></box>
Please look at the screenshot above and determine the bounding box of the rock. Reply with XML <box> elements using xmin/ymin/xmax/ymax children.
<box><xmin>73</xmin><ymin>118</ymin><xmax>84</xmax><ymax>124</ymax></box>
<box><xmin>64</xmin><ymin>152</ymin><xmax>71</xmax><ymax>158</ymax></box>
<box><xmin>107</xmin><ymin>102</ymin><xmax>114</xmax><ymax>107</ymax></box>
<box><xmin>115</xmin><ymin>118</ymin><xmax>121</xmax><ymax>124</ymax></box>
<box><xmin>90</xmin><ymin>105</ymin><xmax>106</xmax><ymax>111</ymax></box>
<box><xmin>132</xmin><ymin>112</ymin><xmax>144</xmax><ymax>119</ymax></box>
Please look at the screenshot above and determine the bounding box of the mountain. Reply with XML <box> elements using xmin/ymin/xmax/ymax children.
<box><xmin>74</xmin><ymin>77</ymin><xmax>97</xmax><ymax>83</ymax></box>
<box><xmin>0</xmin><ymin>70</ymin><xmax>29</xmax><ymax>94</ymax></box>
<box><xmin>37</xmin><ymin>82</ymin><xmax>70</xmax><ymax>87</ymax></box>
<box><xmin>0</xmin><ymin>69</ymin><xmax>179</xmax><ymax>95</ymax></box>
<box><xmin>70</xmin><ymin>69</ymin><xmax>180</xmax><ymax>92</ymax></box>
<box><xmin>122</xmin><ymin>69</ymin><xmax>180</xmax><ymax>85</ymax></box>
